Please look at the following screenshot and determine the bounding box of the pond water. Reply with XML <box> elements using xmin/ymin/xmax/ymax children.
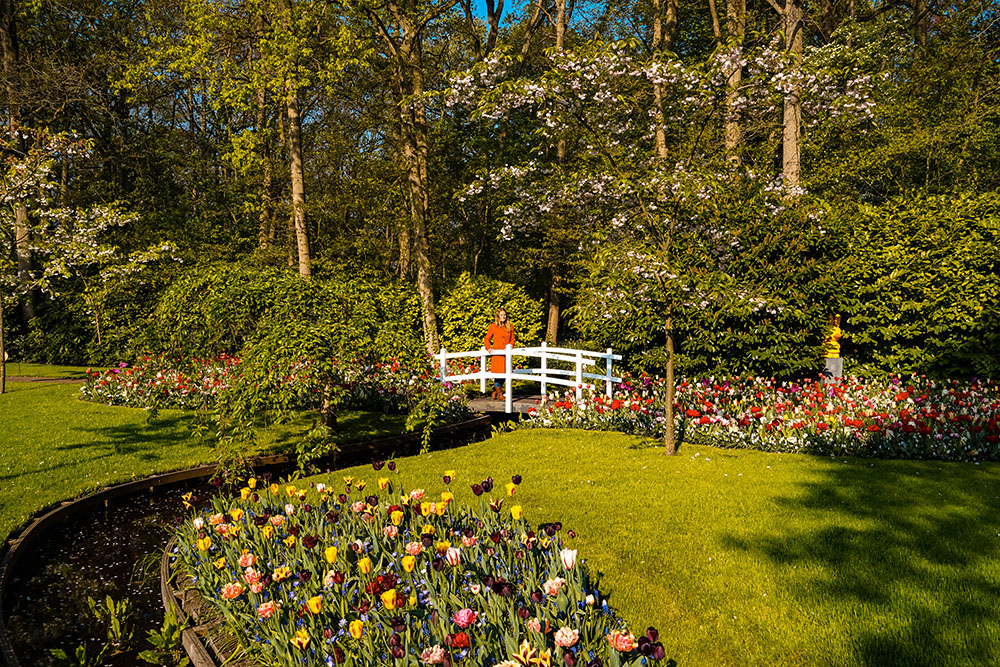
<box><xmin>4</xmin><ymin>485</ymin><xmax>205</xmax><ymax>667</ymax></box>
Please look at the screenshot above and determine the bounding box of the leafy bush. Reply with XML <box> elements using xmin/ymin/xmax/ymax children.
<box><xmin>840</xmin><ymin>192</ymin><xmax>1000</xmax><ymax>378</ymax></box>
<box><xmin>438</xmin><ymin>272</ymin><xmax>543</xmax><ymax>354</ymax></box>
<box><xmin>172</xmin><ymin>467</ymin><xmax>669</xmax><ymax>667</ymax></box>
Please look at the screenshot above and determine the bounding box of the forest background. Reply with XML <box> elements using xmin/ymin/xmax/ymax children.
<box><xmin>1</xmin><ymin>0</ymin><xmax>998</xmax><ymax>389</ymax></box>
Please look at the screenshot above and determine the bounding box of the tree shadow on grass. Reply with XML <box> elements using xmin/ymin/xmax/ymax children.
<box><xmin>721</xmin><ymin>458</ymin><xmax>1000</xmax><ymax>666</ymax></box>
<box><xmin>59</xmin><ymin>413</ymin><xmax>196</xmax><ymax>460</ymax></box>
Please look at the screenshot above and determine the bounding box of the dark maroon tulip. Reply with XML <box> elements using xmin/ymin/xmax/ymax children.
<box><xmin>515</xmin><ymin>549</ymin><xmax>525</xmax><ymax>560</ymax></box>
<box><xmin>333</xmin><ymin>570</ymin><xmax>344</xmax><ymax>584</ymax></box>
<box><xmin>443</xmin><ymin>475</ymin><xmax>452</xmax><ymax>484</ymax></box>
<box><xmin>261</xmin><ymin>574</ymin><xmax>272</xmax><ymax>587</ymax></box>
<box><xmin>251</xmin><ymin>493</ymin><xmax>260</xmax><ymax>503</ymax></box>
<box><xmin>471</xmin><ymin>483</ymin><xmax>484</xmax><ymax>496</ymax></box>
<box><xmin>387</xmin><ymin>461</ymin><xmax>396</xmax><ymax>471</ymax></box>
<box><xmin>338</xmin><ymin>494</ymin><xmax>348</xmax><ymax>503</ymax></box>
<box><xmin>652</xmin><ymin>644</ymin><xmax>665</xmax><ymax>660</ymax></box>
<box><xmin>444</xmin><ymin>633</ymin><xmax>455</xmax><ymax>647</ymax></box>
<box><xmin>299</xmin><ymin>570</ymin><xmax>312</xmax><ymax>583</ymax></box>
<box><xmin>517</xmin><ymin>607</ymin><xmax>530</xmax><ymax>619</ymax></box>
<box><xmin>545</xmin><ymin>525</ymin><xmax>556</xmax><ymax>537</ymax></box>
<box><xmin>646</xmin><ymin>628</ymin><xmax>658</xmax><ymax>642</ymax></box>
<box><xmin>366</xmin><ymin>495</ymin><xmax>378</xmax><ymax>506</ymax></box>
<box><xmin>210</xmin><ymin>477</ymin><xmax>222</xmax><ymax>488</ymax></box>
<box><xmin>568</xmin><ymin>530</ymin><xmax>577</xmax><ymax>539</ymax></box>
<box><xmin>389</xmin><ymin>616</ymin><xmax>406</xmax><ymax>633</ymax></box>
<box><xmin>489</xmin><ymin>498</ymin><xmax>504</xmax><ymax>513</ymax></box>
<box><xmin>490</xmin><ymin>532</ymin><xmax>501</xmax><ymax>544</ymax></box>
<box><xmin>564</xmin><ymin>650</ymin><xmax>577</xmax><ymax>666</ymax></box>
<box><xmin>443</xmin><ymin>654</ymin><xmax>453</xmax><ymax>667</ymax></box>
<box><xmin>288</xmin><ymin>525</ymin><xmax>300</xmax><ymax>536</ymax></box>
<box><xmin>499</xmin><ymin>581</ymin><xmax>514</xmax><ymax>596</ymax></box>
<box><xmin>334</xmin><ymin>647</ymin><xmax>345</xmax><ymax>664</ymax></box>
<box><xmin>638</xmin><ymin>637</ymin><xmax>652</xmax><ymax>656</ymax></box>
<box><xmin>482</xmin><ymin>478</ymin><xmax>494</xmax><ymax>493</ymax></box>
<box><xmin>262</xmin><ymin>473</ymin><xmax>272</xmax><ymax>482</ymax></box>
<box><xmin>433</xmin><ymin>556</ymin><xmax>444</xmax><ymax>571</ymax></box>
<box><xmin>372</xmin><ymin>460</ymin><xmax>385</xmax><ymax>471</ymax></box>
<box><xmin>390</xmin><ymin>645</ymin><xmax>404</xmax><ymax>659</ymax></box>
<box><xmin>303</xmin><ymin>504</ymin><xmax>312</xmax><ymax>513</ymax></box>
<box><xmin>463</xmin><ymin>527</ymin><xmax>475</xmax><ymax>538</ymax></box>
<box><xmin>254</xmin><ymin>516</ymin><xmax>268</xmax><ymax>527</ymax></box>
<box><xmin>326</xmin><ymin>510</ymin><xmax>339</xmax><ymax>522</ymax></box>
<box><xmin>588</xmin><ymin>660</ymin><xmax>604</xmax><ymax>667</ymax></box>
<box><xmin>512</xmin><ymin>474</ymin><xmax>522</xmax><ymax>485</ymax></box>
<box><xmin>530</xmin><ymin>590</ymin><xmax>544</xmax><ymax>604</ymax></box>
<box><xmin>476</xmin><ymin>519</ymin><xmax>484</xmax><ymax>529</ymax></box>
<box><xmin>358</xmin><ymin>598</ymin><xmax>370</xmax><ymax>614</ymax></box>
<box><xmin>303</xmin><ymin>535</ymin><xmax>319</xmax><ymax>549</ymax></box>
<box><xmin>481</xmin><ymin>575</ymin><xmax>495</xmax><ymax>588</ymax></box>
<box><xmin>554</xmin><ymin>522</ymin><xmax>562</xmax><ymax>531</ymax></box>
<box><xmin>324</xmin><ymin>627</ymin><xmax>334</xmax><ymax>639</ymax></box>
<box><xmin>422</xmin><ymin>535</ymin><xmax>433</xmax><ymax>548</ymax></box>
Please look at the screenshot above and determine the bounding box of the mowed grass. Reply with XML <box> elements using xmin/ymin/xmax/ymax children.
<box><xmin>310</xmin><ymin>430</ymin><xmax>1000</xmax><ymax>667</ymax></box>
<box><xmin>3</xmin><ymin>361</ymin><xmax>96</xmax><ymax>379</ymax></box>
<box><xmin>0</xmin><ymin>380</ymin><xmax>408</xmax><ymax>541</ymax></box>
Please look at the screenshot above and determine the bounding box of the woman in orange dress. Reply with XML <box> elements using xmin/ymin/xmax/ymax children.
<box><xmin>483</xmin><ymin>308</ymin><xmax>515</xmax><ymax>400</ymax></box>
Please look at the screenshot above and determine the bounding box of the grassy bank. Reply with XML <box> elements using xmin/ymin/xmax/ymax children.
<box><xmin>0</xmin><ymin>380</ymin><xmax>408</xmax><ymax>541</ymax></box>
<box><xmin>310</xmin><ymin>430</ymin><xmax>1000</xmax><ymax>667</ymax></box>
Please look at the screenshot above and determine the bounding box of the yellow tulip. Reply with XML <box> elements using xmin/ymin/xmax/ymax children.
<box><xmin>435</xmin><ymin>541</ymin><xmax>450</xmax><ymax>556</ymax></box>
<box><xmin>343</xmin><ymin>475</ymin><xmax>354</xmax><ymax>485</ymax></box>
<box><xmin>291</xmin><ymin>629</ymin><xmax>310</xmax><ymax>649</ymax></box>
<box><xmin>421</xmin><ymin>524</ymin><xmax>435</xmax><ymax>536</ymax></box>
<box><xmin>240</xmin><ymin>487</ymin><xmax>251</xmax><ymax>501</ymax></box>
<box><xmin>401</xmin><ymin>555</ymin><xmax>416</xmax><ymax>572</ymax></box>
<box><xmin>444</xmin><ymin>469</ymin><xmax>456</xmax><ymax>480</ymax></box>
<box><xmin>511</xmin><ymin>505</ymin><xmax>523</xmax><ymax>520</ymax></box>
<box><xmin>381</xmin><ymin>589</ymin><xmax>397</xmax><ymax>610</ymax></box>
<box><xmin>230</xmin><ymin>508</ymin><xmax>244</xmax><ymax>522</ymax></box>
<box><xmin>325</xmin><ymin>546</ymin><xmax>338</xmax><ymax>564</ymax></box>
<box><xmin>261</xmin><ymin>526</ymin><xmax>274</xmax><ymax>539</ymax></box>
<box><xmin>306</xmin><ymin>596</ymin><xmax>322</xmax><ymax>614</ymax></box>
<box><xmin>269</xmin><ymin>483</ymin><xmax>280</xmax><ymax>496</ymax></box>
<box><xmin>505</xmin><ymin>482</ymin><xmax>517</xmax><ymax>496</ymax></box>
<box><xmin>285</xmin><ymin>485</ymin><xmax>297</xmax><ymax>498</ymax></box>
<box><xmin>228</xmin><ymin>524</ymin><xmax>241</xmax><ymax>536</ymax></box>
<box><xmin>358</xmin><ymin>557</ymin><xmax>372</xmax><ymax>574</ymax></box>
<box><xmin>435</xmin><ymin>503</ymin><xmax>447</xmax><ymax>517</ymax></box>
<box><xmin>247</xmin><ymin>477</ymin><xmax>257</xmax><ymax>489</ymax></box>
<box><xmin>420</xmin><ymin>501</ymin><xmax>432</xmax><ymax>517</ymax></box>
<box><xmin>390</xmin><ymin>510</ymin><xmax>404</xmax><ymax>526</ymax></box>
<box><xmin>378</xmin><ymin>477</ymin><xmax>389</xmax><ymax>490</ymax></box>
<box><xmin>196</xmin><ymin>536</ymin><xmax>211</xmax><ymax>551</ymax></box>
<box><xmin>355</xmin><ymin>480</ymin><xmax>367</xmax><ymax>491</ymax></box>
<box><xmin>349</xmin><ymin>619</ymin><xmax>364</xmax><ymax>639</ymax></box>
<box><xmin>440</xmin><ymin>491</ymin><xmax>453</xmax><ymax>505</ymax></box>
<box><xmin>283</xmin><ymin>535</ymin><xmax>296</xmax><ymax>548</ymax></box>
<box><xmin>273</xmin><ymin>566</ymin><xmax>291</xmax><ymax>582</ymax></box>
<box><xmin>182</xmin><ymin>492</ymin><xmax>193</xmax><ymax>509</ymax></box>
<box><xmin>213</xmin><ymin>557</ymin><xmax>226</xmax><ymax>570</ymax></box>
<box><xmin>408</xmin><ymin>594</ymin><xmax>417</xmax><ymax>606</ymax></box>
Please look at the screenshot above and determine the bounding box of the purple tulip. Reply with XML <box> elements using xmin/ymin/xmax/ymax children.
<box><xmin>372</xmin><ymin>460</ymin><xmax>385</xmax><ymax>471</ymax></box>
<box><xmin>646</xmin><ymin>627</ymin><xmax>658</xmax><ymax>642</ymax></box>
<box><xmin>517</xmin><ymin>607</ymin><xmax>530</xmax><ymax>619</ymax></box>
<box><xmin>387</xmin><ymin>461</ymin><xmax>396</xmax><ymax>471</ymax></box>
<box><xmin>512</xmin><ymin>474</ymin><xmax>522</xmax><ymax>485</ymax></box>
<box><xmin>471</xmin><ymin>484</ymin><xmax>484</xmax><ymax>496</ymax></box>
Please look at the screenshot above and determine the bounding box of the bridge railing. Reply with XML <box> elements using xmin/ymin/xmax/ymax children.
<box><xmin>436</xmin><ymin>342</ymin><xmax>622</xmax><ymax>413</ymax></box>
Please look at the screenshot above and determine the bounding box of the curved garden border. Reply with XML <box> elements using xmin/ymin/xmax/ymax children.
<box><xmin>0</xmin><ymin>414</ymin><xmax>493</xmax><ymax>667</ymax></box>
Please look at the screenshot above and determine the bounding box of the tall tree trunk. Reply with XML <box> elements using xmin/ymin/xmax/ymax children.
<box><xmin>255</xmin><ymin>14</ymin><xmax>273</xmax><ymax>249</ymax></box>
<box><xmin>545</xmin><ymin>273</ymin><xmax>561</xmax><ymax>344</ymax></box>
<box><xmin>285</xmin><ymin>81</ymin><xmax>311</xmax><ymax>279</ymax></box>
<box><xmin>664</xmin><ymin>318</ymin><xmax>675</xmax><ymax>454</ymax></box>
<box><xmin>1</xmin><ymin>0</ymin><xmax>34</xmax><ymax>322</ymax></box>
<box><xmin>781</xmin><ymin>0</ymin><xmax>803</xmax><ymax>196</ymax></box>
<box><xmin>399</xmin><ymin>30</ymin><xmax>439</xmax><ymax>355</ymax></box>
<box><xmin>546</xmin><ymin>0</ymin><xmax>568</xmax><ymax>345</ymax></box>
<box><xmin>724</xmin><ymin>0</ymin><xmax>745</xmax><ymax>161</ymax></box>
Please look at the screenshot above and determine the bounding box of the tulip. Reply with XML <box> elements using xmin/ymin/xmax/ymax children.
<box><xmin>221</xmin><ymin>582</ymin><xmax>244</xmax><ymax>599</ymax></box>
<box><xmin>285</xmin><ymin>485</ymin><xmax>297</xmax><ymax>498</ymax></box>
<box><xmin>239</xmin><ymin>487</ymin><xmax>251</xmax><ymax>501</ymax></box>
<box><xmin>283</xmin><ymin>535</ymin><xmax>295</xmax><ymax>548</ymax></box>
<box><xmin>196</xmin><ymin>536</ymin><xmax>211</xmax><ymax>551</ymax></box>
<box><xmin>290</xmin><ymin>629</ymin><xmax>310</xmax><ymax>649</ymax></box>
<box><xmin>269</xmin><ymin>483</ymin><xmax>280</xmax><ymax>496</ymax></box>
<box><xmin>247</xmin><ymin>477</ymin><xmax>257</xmax><ymax>489</ymax></box>
<box><xmin>511</xmin><ymin>504</ymin><xmax>523</xmax><ymax>520</ymax></box>
<box><xmin>391</xmin><ymin>510</ymin><xmax>404</xmax><ymax>526</ymax></box>
<box><xmin>402</xmin><ymin>555</ymin><xmax>416</xmax><ymax>572</ymax></box>
<box><xmin>306</xmin><ymin>595</ymin><xmax>322</xmax><ymax>614</ymax></box>
<box><xmin>445</xmin><ymin>547</ymin><xmax>461</xmax><ymax>566</ymax></box>
<box><xmin>560</xmin><ymin>548</ymin><xmax>578</xmax><ymax>570</ymax></box>
<box><xmin>471</xmin><ymin>483</ymin><xmax>483</xmax><ymax>496</ymax></box>
<box><xmin>505</xmin><ymin>482</ymin><xmax>517</xmax><ymax>496</ymax></box>
<box><xmin>349</xmin><ymin>620</ymin><xmax>364</xmax><ymax>639</ymax></box>
<box><xmin>357</xmin><ymin>557</ymin><xmax>372</xmax><ymax>574</ymax></box>
<box><xmin>381</xmin><ymin>589</ymin><xmax>397</xmax><ymax>610</ymax></box>
<box><xmin>378</xmin><ymin>477</ymin><xmax>389</xmax><ymax>490</ymax></box>
<box><xmin>452</xmin><ymin>608</ymin><xmax>478</xmax><ymax>628</ymax></box>
<box><xmin>213</xmin><ymin>557</ymin><xmax>226</xmax><ymax>570</ymax></box>
<box><xmin>257</xmin><ymin>601</ymin><xmax>278</xmax><ymax>618</ymax></box>
<box><xmin>272</xmin><ymin>566</ymin><xmax>291</xmax><ymax>582</ymax></box>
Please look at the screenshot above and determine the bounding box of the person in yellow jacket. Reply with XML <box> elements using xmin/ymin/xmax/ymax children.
<box><xmin>822</xmin><ymin>314</ymin><xmax>843</xmax><ymax>382</ymax></box>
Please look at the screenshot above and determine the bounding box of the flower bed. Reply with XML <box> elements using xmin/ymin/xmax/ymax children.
<box><xmin>520</xmin><ymin>375</ymin><xmax>1000</xmax><ymax>462</ymax></box>
<box><xmin>81</xmin><ymin>355</ymin><xmax>470</xmax><ymax>421</ymax></box>
<box><xmin>172</xmin><ymin>465</ymin><xmax>666</xmax><ymax>667</ymax></box>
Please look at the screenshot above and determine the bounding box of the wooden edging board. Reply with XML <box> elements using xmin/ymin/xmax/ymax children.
<box><xmin>0</xmin><ymin>414</ymin><xmax>492</xmax><ymax>667</ymax></box>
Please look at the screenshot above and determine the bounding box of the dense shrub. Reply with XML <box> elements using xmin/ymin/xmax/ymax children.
<box><xmin>840</xmin><ymin>192</ymin><xmax>1000</xmax><ymax>378</ymax></box>
<box><xmin>438</xmin><ymin>272</ymin><xmax>544</xmax><ymax>353</ymax></box>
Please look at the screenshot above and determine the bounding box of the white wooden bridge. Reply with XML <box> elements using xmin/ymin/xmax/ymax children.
<box><xmin>436</xmin><ymin>343</ymin><xmax>622</xmax><ymax>413</ymax></box>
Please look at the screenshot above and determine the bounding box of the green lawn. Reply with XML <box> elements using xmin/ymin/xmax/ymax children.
<box><xmin>3</xmin><ymin>361</ymin><xmax>96</xmax><ymax>379</ymax></box>
<box><xmin>0</xmin><ymin>381</ymin><xmax>408</xmax><ymax>542</ymax></box>
<box><xmin>308</xmin><ymin>430</ymin><xmax>1000</xmax><ymax>667</ymax></box>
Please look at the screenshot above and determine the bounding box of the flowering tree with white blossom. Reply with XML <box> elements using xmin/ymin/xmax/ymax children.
<box><xmin>447</xmin><ymin>32</ymin><xmax>873</xmax><ymax>452</ymax></box>
<box><xmin>1</xmin><ymin>129</ymin><xmax>179</xmax><ymax>393</ymax></box>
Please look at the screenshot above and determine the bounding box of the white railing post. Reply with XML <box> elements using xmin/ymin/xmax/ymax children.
<box><xmin>480</xmin><ymin>347</ymin><xmax>487</xmax><ymax>393</ymax></box>
<box><xmin>439</xmin><ymin>349</ymin><xmax>447</xmax><ymax>383</ymax></box>
<box><xmin>505</xmin><ymin>344</ymin><xmax>513</xmax><ymax>413</ymax></box>
<box><xmin>575</xmin><ymin>350</ymin><xmax>583</xmax><ymax>402</ymax></box>
<box><xmin>606</xmin><ymin>348</ymin><xmax>613</xmax><ymax>398</ymax></box>
<box><xmin>540</xmin><ymin>341</ymin><xmax>548</xmax><ymax>397</ymax></box>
